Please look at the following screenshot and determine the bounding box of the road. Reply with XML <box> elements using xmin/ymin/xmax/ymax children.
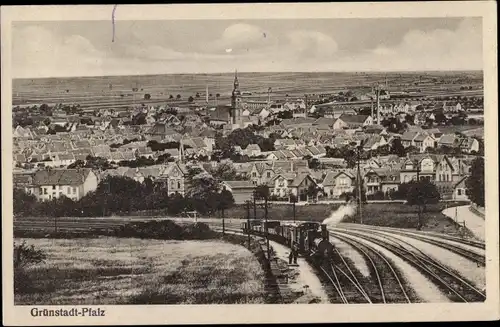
<box><xmin>442</xmin><ymin>205</ymin><xmax>485</xmax><ymax>241</ymax></box>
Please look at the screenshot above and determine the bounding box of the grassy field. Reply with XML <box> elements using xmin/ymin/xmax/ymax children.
<box><xmin>13</xmin><ymin>71</ymin><xmax>483</xmax><ymax>109</ymax></box>
<box><xmin>341</xmin><ymin>202</ymin><xmax>471</xmax><ymax>236</ymax></box>
<box><xmin>15</xmin><ymin>238</ymin><xmax>265</xmax><ymax>305</ymax></box>
<box><xmin>434</xmin><ymin>125</ymin><xmax>484</xmax><ymax>135</ymax></box>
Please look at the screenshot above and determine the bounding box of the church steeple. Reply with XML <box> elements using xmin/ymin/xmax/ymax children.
<box><xmin>231</xmin><ymin>69</ymin><xmax>242</xmax><ymax>127</ymax></box>
<box><xmin>233</xmin><ymin>69</ymin><xmax>239</xmax><ymax>90</ymax></box>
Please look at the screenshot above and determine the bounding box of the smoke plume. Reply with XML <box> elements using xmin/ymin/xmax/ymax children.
<box><xmin>322</xmin><ymin>204</ymin><xmax>357</xmax><ymax>227</ymax></box>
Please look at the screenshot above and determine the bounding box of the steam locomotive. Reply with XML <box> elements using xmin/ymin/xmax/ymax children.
<box><xmin>241</xmin><ymin>220</ymin><xmax>334</xmax><ymax>260</ymax></box>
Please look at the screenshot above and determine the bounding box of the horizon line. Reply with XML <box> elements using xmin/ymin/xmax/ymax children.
<box><xmin>13</xmin><ymin>69</ymin><xmax>484</xmax><ymax>80</ymax></box>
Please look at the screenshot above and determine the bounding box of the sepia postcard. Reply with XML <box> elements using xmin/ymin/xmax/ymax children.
<box><xmin>2</xmin><ymin>2</ymin><xmax>499</xmax><ymax>325</ymax></box>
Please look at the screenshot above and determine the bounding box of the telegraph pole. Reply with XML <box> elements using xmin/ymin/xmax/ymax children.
<box><xmin>357</xmin><ymin>146</ymin><xmax>363</xmax><ymax>224</ymax></box>
<box><xmin>222</xmin><ymin>206</ymin><xmax>225</xmax><ymax>235</ymax></box>
<box><xmin>253</xmin><ymin>190</ymin><xmax>257</xmax><ymax>220</ymax></box>
<box><xmin>246</xmin><ymin>200</ymin><xmax>251</xmax><ymax>248</ymax></box>
<box><xmin>264</xmin><ymin>195</ymin><xmax>270</xmax><ymax>259</ymax></box>
<box><xmin>416</xmin><ymin>162</ymin><xmax>422</xmax><ymax>230</ymax></box>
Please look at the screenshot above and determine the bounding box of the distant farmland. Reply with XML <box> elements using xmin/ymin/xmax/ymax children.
<box><xmin>13</xmin><ymin>71</ymin><xmax>483</xmax><ymax>110</ymax></box>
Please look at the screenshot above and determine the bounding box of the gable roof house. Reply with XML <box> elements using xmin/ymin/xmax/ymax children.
<box><xmin>29</xmin><ymin>168</ymin><xmax>98</xmax><ymax>201</ymax></box>
<box><xmin>321</xmin><ymin>170</ymin><xmax>356</xmax><ymax>199</ymax></box>
<box><xmin>333</xmin><ymin>114</ymin><xmax>373</xmax><ymax>130</ymax></box>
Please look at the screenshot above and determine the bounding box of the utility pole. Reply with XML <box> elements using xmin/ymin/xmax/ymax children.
<box><xmin>416</xmin><ymin>162</ymin><xmax>422</xmax><ymax>230</ymax></box>
<box><xmin>376</xmin><ymin>85</ymin><xmax>381</xmax><ymax>125</ymax></box>
<box><xmin>357</xmin><ymin>146</ymin><xmax>363</xmax><ymax>224</ymax></box>
<box><xmin>253</xmin><ymin>190</ymin><xmax>257</xmax><ymax>221</ymax></box>
<box><xmin>264</xmin><ymin>195</ymin><xmax>270</xmax><ymax>259</ymax></box>
<box><xmin>246</xmin><ymin>200</ymin><xmax>251</xmax><ymax>248</ymax></box>
<box><xmin>222</xmin><ymin>206</ymin><xmax>225</xmax><ymax>235</ymax></box>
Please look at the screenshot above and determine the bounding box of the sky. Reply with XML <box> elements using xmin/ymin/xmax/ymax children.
<box><xmin>12</xmin><ymin>17</ymin><xmax>483</xmax><ymax>78</ymax></box>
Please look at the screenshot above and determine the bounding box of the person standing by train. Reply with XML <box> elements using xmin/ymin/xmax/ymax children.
<box><xmin>292</xmin><ymin>242</ymin><xmax>298</xmax><ymax>264</ymax></box>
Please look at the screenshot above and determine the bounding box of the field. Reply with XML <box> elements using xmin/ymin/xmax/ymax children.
<box><xmin>14</xmin><ymin>238</ymin><xmax>265</xmax><ymax>305</ymax></box>
<box><xmin>341</xmin><ymin>202</ymin><xmax>472</xmax><ymax>236</ymax></box>
<box><xmin>13</xmin><ymin>71</ymin><xmax>483</xmax><ymax>110</ymax></box>
<box><xmin>433</xmin><ymin>125</ymin><xmax>484</xmax><ymax>135</ymax></box>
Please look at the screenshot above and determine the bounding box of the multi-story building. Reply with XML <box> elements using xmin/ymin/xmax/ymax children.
<box><xmin>14</xmin><ymin>168</ymin><xmax>98</xmax><ymax>201</ymax></box>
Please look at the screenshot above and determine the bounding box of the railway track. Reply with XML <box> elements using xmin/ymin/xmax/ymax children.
<box><xmin>331</xmin><ymin>247</ymin><xmax>372</xmax><ymax>303</ymax></box>
<box><xmin>341</xmin><ymin>223</ymin><xmax>485</xmax><ymax>250</ymax></box>
<box><xmin>219</xmin><ymin>227</ymin><xmax>372</xmax><ymax>304</ymax></box>
<box><xmin>334</xmin><ymin>228</ymin><xmax>486</xmax><ymax>303</ymax></box>
<box><xmin>332</xmin><ymin>232</ymin><xmax>413</xmax><ymax>304</ymax></box>
<box><xmin>346</xmin><ymin>226</ymin><xmax>485</xmax><ymax>267</ymax></box>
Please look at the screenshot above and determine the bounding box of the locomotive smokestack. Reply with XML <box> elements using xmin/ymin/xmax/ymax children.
<box><xmin>321</xmin><ymin>224</ymin><xmax>328</xmax><ymax>240</ymax></box>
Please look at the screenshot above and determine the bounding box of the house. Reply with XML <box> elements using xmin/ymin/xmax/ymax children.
<box><xmin>362</xmin><ymin>135</ymin><xmax>388</xmax><ymax>151</ymax></box>
<box><xmin>452</xmin><ymin>176</ymin><xmax>469</xmax><ymax>201</ymax></box>
<box><xmin>274</xmin><ymin>138</ymin><xmax>298</xmax><ymax>150</ymax></box>
<box><xmin>268</xmin><ymin>173</ymin><xmax>295</xmax><ymax>199</ymax></box>
<box><xmin>312</xmin><ymin>104</ymin><xmax>357</xmax><ymax>118</ymax></box>
<box><xmin>244</xmin><ymin>144</ymin><xmax>262</xmax><ymax>157</ymax></box>
<box><xmin>221</xmin><ymin>181</ymin><xmax>255</xmax><ymax>204</ymax></box>
<box><xmin>400</xmin><ymin>131</ymin><xmax>419</xmax><ymax>148</ymax></box>
<box><xmin>333</xmin><ymin>114</ymin><xmax>373</xmax><ymax>130</ymax></box>
<box><xmin>27</xmin><ymin>168</ymin><xmax>98</xmax><ymax>201</ymax></box>
<box><xmin>322</xmin><ymin>171</ymin><xmax>355</xmax><ymax>199</ymax></box>
<box><xmin>313</xmin><ymin>117</ymin><xmax>337</xmax><ymax>129</ymax></box>
<box><xmin>459</xmin><ymin>137</ymin><xmax>479</xmax><ymax>154</ymax></box>
<box><xmin>289</xmin><ymin>173</ymin><xmax>319</xmax><ymax>202</ymax></box>
<box><xmin>434</xmin><ymin>156</ymin><xmax>455</xmax><ymax>182</ymax></box>
<box><xmin>414</xmin><ymin>133</ymin><xmax>435</xmax><ymax>153</ymax></box>
<box><xmin>157</xmin><ymin>162</ymin><xmax>189</xmax><ymax>196</ymax></box>
<box><xmin>49</xmin><ymin>153</ymin><xmax>76</xmax><ymax>167</ymax></box>
<box><xmin>437</xmin><ymin>134</ymin><xmax>459</xmax><ymax>149</ymax></box>
<box><xmin>13</xmin><ymin>126</ymin><xmax>34</xmax><ymax>138</ymax></box>
<box><xmin>380</xmin><ymin>171</ymin><xmax>401</xmax><ymax>194</ymax></box>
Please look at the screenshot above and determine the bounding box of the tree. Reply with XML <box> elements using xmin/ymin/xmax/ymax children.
<box><xmin>188</xmin><ymin>96</ymin><xmax>194</xmax><ymax>103</ymax></box>
<box><xmin>254</xmin><ymin>184</ymin><xmax>270</xmax><ymax>200</ymax></box>
<box><xmin>406</xmin><ymin>180</ymin><xmax>441</xmax><ymax>230</ymax></box>
<box><xmin>169</xmin><ymin>94</ymin><xmax>174</xmax><ymax>99</ymax></box>
<box><xmin>342</xmin><ymin>147</ymin><xmax>357</xmax><ymax>168</ymax></box>
<box><xmin>13</xmin><ymin>188</ymin><xmax>37</xmax><ymax>216</ymax></box>
<box><xmin>216</xmin><ymin>93</ymin><xmax>220</xmax><ymax>98</ymax></box>
<box><xmin>391</xmin><ymin>138</ymin><xmax>406</xmax><ymax>157</ymax></box>
<box><xmin>217</xmin><ymin>189</ymin><xmax>235</xmax><ymax>232</ymax></box>
<box><xmin>306</xmin><ymin>183</ymin><xmax>321</xmax><ymax>202</ymax></box>
<box><xmin>144</xmin><ymin>94</ymin><xmax>151</xmax><ymax>100</ymax></box>
<box><xmin>308</xmin><ymin>157</ymin><xmax>321</xmax><ymax>170</ymax></box>
<box><xmin>185</xmin><ymin>170</ymin><xmax>221</xmax><ymax>215</ymax></box>
<box><xmin>277</xmin><ymin>110</ymin><xmax>293</xmax><ymax>119</ymax></box>
<box><xmin>466</xmin><ymin>157</ymin><xmax>484</xmax><ymax>207</ymax></box>
<box><xmin>195</xmin><ymin>92</ymin><xmax>200</xmax><ymax>98</ymax></box>
<box><xmin>434</xmin><ymin>112</ymin><xmax>447</xmax><ymax>125</ymax></box>
<box><xmin>208</xmin><ymin>162</ymin><xmax>247</xmax><ymax>181</ymax></box>
<box><xmin>405</xmin><ymin>114</ymin><xmax>415</xmax><ymax>125</ymax></box>
<box><xmin>176</xmin><ymin>94</ymin><xmax>182</xmax><ymax>99</ymax></box>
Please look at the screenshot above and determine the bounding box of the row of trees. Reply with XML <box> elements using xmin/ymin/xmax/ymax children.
<box><xmin>14</xmin><ymin>169</ymin><xmax>235</xmax><ymax>218</ymax></box>
<box><xmin>213</xmin><ymin>126</ymin><xmax>276</xmax><ymax>160</ymax></box>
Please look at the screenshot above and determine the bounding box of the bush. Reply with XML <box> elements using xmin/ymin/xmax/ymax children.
<box><xmin>14</xmin><ymin>241</ymin><xmax>47</xmax><ymax>294</ymax></box>
<box><xmin>112</xmin><ymin>220</ymin><xmax>214</xmax><ymax>240</ymax></box>
<box><xmin>367</xmin><ymin>191</ymin><xmax>385</xmax><ymax>200</ymax></box>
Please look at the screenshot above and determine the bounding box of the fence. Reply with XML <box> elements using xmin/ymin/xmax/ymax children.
<box><xmin>469</xmin><ymin>203</ymin><xmax>485</xmax><ymax>218</ymax></box>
